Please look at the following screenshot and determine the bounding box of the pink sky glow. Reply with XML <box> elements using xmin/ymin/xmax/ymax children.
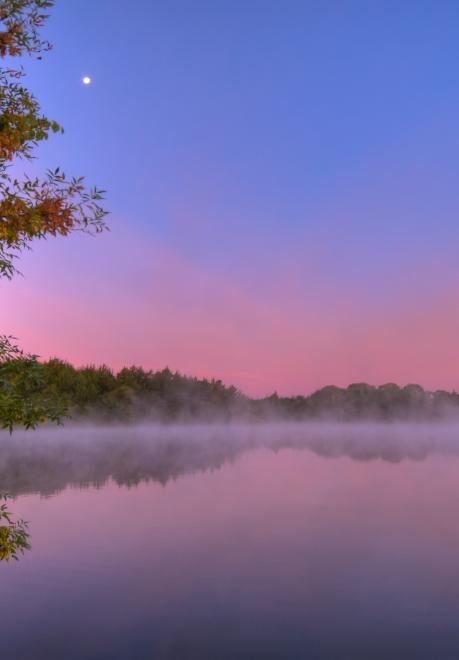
<box><xmin>2</xmin><ymin>223</ymin><xmax>459</xmax><ymax>397</ymax></box>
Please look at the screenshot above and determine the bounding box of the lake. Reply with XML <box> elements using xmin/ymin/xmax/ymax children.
<box><xmin>2</xmin><ymin>422</ymin><xmax>459</xmax><ymax>659</ymax></box>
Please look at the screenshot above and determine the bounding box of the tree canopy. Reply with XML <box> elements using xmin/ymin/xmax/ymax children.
<box><xmin>3</xmin><ymin>358</ymin><xmax>457</xmax><ymax>424</ymax></box>
<box><xmin>0</xmin><ymin>0</ymin><xmax>108</xmax><ymax>431</ymax></box>
<box><xmin>0</xmin><ymin>0</ymin><xmax>107</xmax><ymax>279</ymax></box>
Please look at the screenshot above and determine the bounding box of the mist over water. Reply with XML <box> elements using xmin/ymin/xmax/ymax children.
<box><xmin>2</xmin><ymin>421</ymin><xmax>459</xmax><ymax>496</ymax></box>
<box><xmin>3</xmin><ymin>423</ymin><xmax>459</xmax><ymax>659</ymax></box>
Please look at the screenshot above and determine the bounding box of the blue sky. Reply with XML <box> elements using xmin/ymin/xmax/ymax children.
<box><xmin>4</xmin><ymin>1</ymin><xmax>459</xmax><ymax>394</ymax></box>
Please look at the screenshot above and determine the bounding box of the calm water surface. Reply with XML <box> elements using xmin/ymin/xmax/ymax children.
<box><xmin>2</xmin><ymin>423</ymin><xmax>459</xmax><ymax>659</ymax></box>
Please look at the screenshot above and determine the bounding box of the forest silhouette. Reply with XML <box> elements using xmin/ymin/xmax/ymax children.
<box><xmin>2</xmin><ymin>357</ymin><xmax>459</xmax><ymax>427</ymax></box>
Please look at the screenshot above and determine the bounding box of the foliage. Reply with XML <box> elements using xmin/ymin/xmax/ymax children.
<box><xmin>2</xmin><ymin>356</ymin><xmax>458</xmax><ymax>424</ymax></box>
<box><xmin>0</xmin><ymin>335</ymin><xmax>66</xmax><ymax>431</ymax></box>
<box><xmin>0</xmin><ymin>167</ymin><xmax>107</xmax><ymax>279</ymax></box>
<box><xmin>35</xmin><ymin>361</ymin><xmax>245</xmax><ymax>422</ymax></box>
<box><xmin>0</xmin><ymin>0</ymin><xmax>53</xmax><ymax>58</ymax></box>
<box><xmin>258</xmin><ymin>382</ymin><xmax>459</xmax><ymax>420</ymax></box>
<box><xmin>0</xmin><ymin>0</ymin><xmax>108</xmax><ymax>431</ymax></box>
<box><xmin>0</xmin><ymin>494</ymin><xmax>30</xmax><ymax>560</ymax></box>
<box><xmin>0</xmin><ymin>0</ymin><xmax>108</xmax><ymax>280</ymax></box>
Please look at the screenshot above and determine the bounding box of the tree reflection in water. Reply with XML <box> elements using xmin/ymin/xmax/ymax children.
<box><xmin>0</xmin><ymin>421</ymin><xmax>456</xmax><ymax>561</ymax></box>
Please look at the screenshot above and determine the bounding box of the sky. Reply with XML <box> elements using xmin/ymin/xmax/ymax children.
<box><xmin>2</xmin><ymin>0</ymin><xmax>459</xmax><ymax>396</ymax></box>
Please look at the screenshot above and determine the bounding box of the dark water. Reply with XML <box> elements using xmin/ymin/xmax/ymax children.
<box><xmin>2</xmin><ymin>423</ymin><xmax>459</xmax><ymax>659</ymax></box>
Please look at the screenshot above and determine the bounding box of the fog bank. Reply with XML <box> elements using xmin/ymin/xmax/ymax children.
<box><xmin>2</xmin><ymin>422</ymin><xmax>459</xmax><ymax>497</ymax></box>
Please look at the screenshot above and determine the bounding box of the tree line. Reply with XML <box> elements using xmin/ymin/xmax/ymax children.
<box><xmin>2</xmin><ymin>357</ymin><xmax>459</xmax><ymax>427</ymax></box>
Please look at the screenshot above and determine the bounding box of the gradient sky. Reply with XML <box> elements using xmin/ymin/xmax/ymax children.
<box><xmin>2</xmin><ymin>0</ymin><xmax>459</xmax><ymax>396</ymax></box>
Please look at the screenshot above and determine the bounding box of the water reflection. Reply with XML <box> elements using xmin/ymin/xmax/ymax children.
<box><xmin>0</xmin><ymin>421</ymin><xmax>457</xmax><ymax>497</ymax></box>
<box><xmin>1</xmin><ymin>421</ymin><xmax>441</xmax><ymax>563</ymax></box>
<box><xmin>2</xmin><ymin>424</ymin><xmax>459</xmax><ymax>658</ymax></box>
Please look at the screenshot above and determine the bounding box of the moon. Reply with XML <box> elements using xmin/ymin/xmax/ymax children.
<box><xmin>82</xmin><ymin>76</ymin><xmax>91</xmax><ymax>85</ymax></box>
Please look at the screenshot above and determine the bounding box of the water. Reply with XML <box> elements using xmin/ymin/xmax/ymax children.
<box><xmin>2</xmin><ymin>423</ymin><xmax>459</xmax><ymax>659</ymax></box>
